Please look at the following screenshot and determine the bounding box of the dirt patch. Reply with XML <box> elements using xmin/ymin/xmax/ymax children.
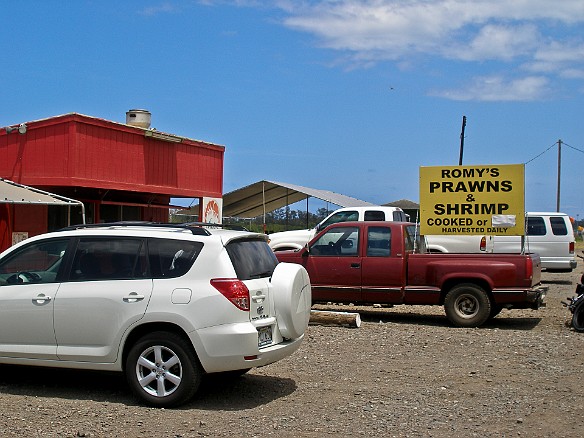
<box><xmin>0</xmin><ymin>263</ymin><xmax>582</xmax><ymax>437</ymax></box>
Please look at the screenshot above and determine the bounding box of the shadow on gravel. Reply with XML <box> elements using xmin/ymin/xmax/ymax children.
<box><xmin>0</xmin><ymin>365</ymin><xmax>135</xmax><ymax>404</ymax></box>
<box><xmin>185</xmin><ymin>373</ymin><xmax>297</xmax><ymax>411</ymax></box>
<box><xmin>542</xmin><ymin>279</ymin><xmax>573</xmax><ymax>285</ymax></box>
<box><xmin>0</xmin><ymin>364</ymin><xmax>297</xmax><ymax>410</ymax></box>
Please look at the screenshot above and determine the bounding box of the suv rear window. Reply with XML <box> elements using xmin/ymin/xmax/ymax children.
<box><xmin>226</xmin><ymin>239</ymin><xmax>278</xmax><ymax>280</ymax></box>
<box><xmin>549</xmin><ymin>217</ymin><xmax>568</xmax><ymax>236</ymax></box>
<box><xmin>148</xmin><ymin>239</ymin><xmax>203</xmax><ymax>279</ymax></box>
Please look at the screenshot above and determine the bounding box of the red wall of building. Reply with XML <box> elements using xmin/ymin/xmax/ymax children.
<box><xmin>0</xmin><ymin>114</ymin><xmax>224</xmax><ymax>198</ymax></box>
<box><xmin>0</xmin><ymin>204</ymin><xmax>47</xmax><ymax>251</ymax></box>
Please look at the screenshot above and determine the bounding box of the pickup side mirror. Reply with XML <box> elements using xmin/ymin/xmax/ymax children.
<box><xmin>302</xmin><ymin>245</ymin><xmax>310</xmax><ymax>257</ymax></box>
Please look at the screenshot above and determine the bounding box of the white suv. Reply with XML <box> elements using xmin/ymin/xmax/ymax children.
<box><xmin>0</xmin><ymin>222</ymin><xmax>311</xmax><ymax>407</ymax></box>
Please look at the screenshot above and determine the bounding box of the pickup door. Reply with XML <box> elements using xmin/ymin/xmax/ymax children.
<box><xmin>298</xmin><ymin>223</ymin><xmax>406</xmax><ymax>304</ymax></box>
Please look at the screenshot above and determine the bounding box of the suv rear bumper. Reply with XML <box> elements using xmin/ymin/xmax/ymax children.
<box><xmin>190</xmin><ymin>322</ymin><xmax>304</xmax><ymax>373</ymax></box>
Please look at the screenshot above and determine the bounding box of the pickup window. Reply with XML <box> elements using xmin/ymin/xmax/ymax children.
<box><xmin>364</xmin><ymin>211</ymin><xmax>385</xmax><ymax>221</ymax></box>
<box><xmin>310</xmin><ymin>226</ymin><xmax>359</xmax><ymax>256</ymax></box>
<box><xmin>393</xmin><ymin>211</ymin><xmax>408</xmax><ymax>221</ymax></box>
<box><xmin>319</xmin><ymin>211</ymin><xmax>358</xmax><ymax>229</ymax></box>
<box><xmin>367</xmin><ymin>227</ymin><xmax>391</xmax><ymax>257</ymax></box>
<box><xmin>404</xmin><ymin>225</ymin><xmax>426</xmax><ymax>253</ymax></box>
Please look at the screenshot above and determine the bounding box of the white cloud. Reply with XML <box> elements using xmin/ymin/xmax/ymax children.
<box><xmin>429</xmin><ymin>75</ymin><xmax>550</xmax><ymax>101</ymax></box>
<box><xmin>270</xmin><ymin>0</ymin><xmax>584</xmax><ymax>100</ymax></box>
<box><xmin>140</xmin><ymin>3</ymin><xmax>179</xmax><ymax>16</ymax></box>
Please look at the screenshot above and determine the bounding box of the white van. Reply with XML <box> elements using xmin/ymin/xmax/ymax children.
<box><xmin>268</xmin><ymin>206</ymin><xmax>408</xmax><ymax>251</ymax></box>
<box><xmin>426</xmin><ymin>212</ymin><xmax>577</xmax><ymax>272</ymax></box>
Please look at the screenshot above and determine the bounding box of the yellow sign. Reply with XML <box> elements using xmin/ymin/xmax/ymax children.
<box><xmin>420</xmin><ymin>164</ymin><xmax>525</xmax><ymax>235</ymax></box>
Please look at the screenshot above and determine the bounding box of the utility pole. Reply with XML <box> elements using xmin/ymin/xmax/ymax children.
<box><xmin>458</xmin><ymin>116</ymin><xmax>467</xmax><ymax>165</ymax></box>
<box><xmin>556</xmin><ymin>139</ymin><xmax>562</xmax><ymax>212</ymax></box>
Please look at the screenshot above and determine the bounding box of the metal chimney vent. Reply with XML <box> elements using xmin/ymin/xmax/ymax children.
<box><xmin>126</xmin><ymin>109</ymin><xmax>151</xmax><ymax>129</ymax></box>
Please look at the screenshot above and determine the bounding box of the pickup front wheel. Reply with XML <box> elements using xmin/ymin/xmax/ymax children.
<box><xmin>444</xmin><ymin>284</ymin><xmax>491</xmax><ymax>327</ymax></box>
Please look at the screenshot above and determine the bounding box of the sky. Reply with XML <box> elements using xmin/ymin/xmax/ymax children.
<box><xmin>1</xmin><ymin>0</ymin><xmax>583</xmax><ymax>219</ymax></box>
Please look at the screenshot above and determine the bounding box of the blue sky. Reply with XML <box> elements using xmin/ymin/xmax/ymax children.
<box><xmin>1</xmin><ymin>1</ymin><xmax>583</xmax><ymax>219</ymax></box>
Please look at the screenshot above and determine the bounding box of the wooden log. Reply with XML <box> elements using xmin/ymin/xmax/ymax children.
<box><xmin>309</xmin><ymin>310</ymin><xmax>361</xmax><ymax>328</ymax></box>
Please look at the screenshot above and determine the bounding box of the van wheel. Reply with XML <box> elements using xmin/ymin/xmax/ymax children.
<box><xmin>444</xmin><ymin>284</ymin><xmax>491</xmax><ymax>327</ymax></box>
<box><xmin>125</xmin><ymin>331</ymin><xmax>201</xmax><ymax>407</ymax></box>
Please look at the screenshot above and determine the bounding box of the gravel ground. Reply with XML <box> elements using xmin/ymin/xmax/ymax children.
<box><xmin>0</xmin><ymin>260</ymin><xmax>583</xmax><ymax>438</ymax></box>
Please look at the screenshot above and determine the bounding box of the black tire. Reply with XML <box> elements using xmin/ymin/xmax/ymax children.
<box><xmin>489</xmin><ymin>305</ymin><xmax>503</xmax><ymax>320</ymax></box>
<box><xmin>125</xmin><ymin>331</ymin><xmax>202</xmax><ymax>408</ymax></box>
<box><xmin>444</xmin><ymin>283</ymin><xmax>491</xmax><ymax>327</ymax></box>
<box><xmin>572</xmin><ymin>300</ymin><xmax>584</xmax><ymax>332</ymax></box>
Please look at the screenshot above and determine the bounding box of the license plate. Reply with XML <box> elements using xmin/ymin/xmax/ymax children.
<box><xmin>257</xmin><ymin>326</ymin><xmax>272</xmax><ymax>347</ymax></box>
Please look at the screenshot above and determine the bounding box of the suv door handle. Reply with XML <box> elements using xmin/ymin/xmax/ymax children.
<box><xmin>32</xmin><ymin>294</ymin><xmax>51</xmax><ymax>305</ymax></box>
<box><xmin>123</xmin><ymin>292</ymin><xmax>145</xmax><ymax>303</ymax></box>
<box><xmin>350</xmin><ymin>263</ymin><xmax>360</xmax><ymax>268</ymax></box>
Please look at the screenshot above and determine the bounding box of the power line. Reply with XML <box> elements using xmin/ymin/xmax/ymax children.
<box><xmin>524</xmin><ymin>140</ymin><xmax>584</xmax><ymax>164</ymax></box>
<box><xmin>562</xmin><ymin>142</ymin><xmax>584</xmax><ymax>155</ymax></box>
<box><xmin>524</xmin><ymin>141</ymin><xmax>557</xmax><ymax>164</ymax></box>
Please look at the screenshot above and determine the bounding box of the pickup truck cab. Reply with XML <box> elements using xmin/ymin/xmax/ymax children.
<box><xmin>276</xmin><ymin>221</ymin><xmax>547</xmax><ymax>327</ymax></box>
<box><xmin>426</xmin><ymin>212</ymin><xmax>576</xmax><ymax>272</ymax></box>
<box><xmin>269</xmin><ymin>206</ymin><xmax>408</xmax><ymax>251</ymax></box>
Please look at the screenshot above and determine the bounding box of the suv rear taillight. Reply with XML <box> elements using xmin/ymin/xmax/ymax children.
<box><xmin>480</xmin><ymin>236</ymin><xmax>487</xmax><ymax>252</ymax></box>
<box><xmin>210</xmin><ymin>278</ymin><xmax>250</xmax><ymax>311</ymax></box>
<box><xmin>569</xmin><ymin>241</ymin><xmax>574</xmax><ymax>254</ymax></box>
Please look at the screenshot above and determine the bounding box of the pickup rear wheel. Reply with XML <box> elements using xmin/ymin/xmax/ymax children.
<box><xmin>444</xmin><ymin>284</ymin><xmax>491</xmax><ymax>328</ymax></box>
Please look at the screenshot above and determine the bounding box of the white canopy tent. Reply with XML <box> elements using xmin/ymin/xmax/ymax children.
<box><xmin>222</xmin><ymin>180</ymin><xmax>374</xmax><ymax>219</ymax></box>
<box><xmin>0</xmin><ymin>178</ymin><xmax>85</xmax><ymax>224</ymax></box>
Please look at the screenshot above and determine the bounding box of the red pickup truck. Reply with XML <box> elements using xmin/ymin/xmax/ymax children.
<box><xmin>275</xmin><ymin>221</ymin><xmax>547</xmax><ymax>327</ymax></box>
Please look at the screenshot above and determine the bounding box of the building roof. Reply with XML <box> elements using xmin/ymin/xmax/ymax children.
<box><xmin>222</xmin><ymin>180</ymin><xmax>374</xmax><ymax>218</ymax></box>
<box><xmin>384</xmin><ymin>199</ymin><xmax>420</xmax><ymax>209</ymax></box>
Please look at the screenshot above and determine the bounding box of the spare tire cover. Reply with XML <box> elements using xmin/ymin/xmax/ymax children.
<box><xmin>271</xmin><ymin>262</ymin><xmax>312</xmax><ymax>339</ymax></box>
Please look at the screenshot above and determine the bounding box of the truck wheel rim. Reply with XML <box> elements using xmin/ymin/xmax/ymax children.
<box><xmin>135</xmin><ymin>345</ymin><xmax>183</xmax><ymax>397</ymax></box>
<box><xmin>454</xmin><ymin>294</ymin><xmax>479</xmax><ymax>319</ymax></box>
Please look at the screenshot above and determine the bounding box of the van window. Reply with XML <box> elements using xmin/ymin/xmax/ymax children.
<box><xmin>549</xmin><ymin>217</ymin><xmax>568</xmax><ymax>236</ymax></box>
<box><xmin>526</xmin><ymin>217</ymin><xmax>546</xmax><ymax>236</ymax></box>
<box><xmin>364</xmin><ymin>210</ymin><xmax>385</xmax><ymax>221</ymax></box>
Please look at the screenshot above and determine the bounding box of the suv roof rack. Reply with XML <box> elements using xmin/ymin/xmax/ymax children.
<box><xmin>58</xmin><ymin>221</ymin><xmax>216</xmax><ymax>236</ymax></box>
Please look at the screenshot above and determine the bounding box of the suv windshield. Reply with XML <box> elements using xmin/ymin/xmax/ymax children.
<box><xmin>226</xmin><ymin>238</ymin><xmax>278</xmax><ymax>280</ymax></box>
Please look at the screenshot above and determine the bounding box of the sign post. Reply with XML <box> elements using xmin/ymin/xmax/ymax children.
<box><xmin>420</xmin><ymin>164</ymin><xmax>525</xmax><ymax>236</ymax></box>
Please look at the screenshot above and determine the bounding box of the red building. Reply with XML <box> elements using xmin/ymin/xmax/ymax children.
<box><xmin>0</xmin><ymin>111</ymin><xmax>224</xmax><ymax>251</ymax></box>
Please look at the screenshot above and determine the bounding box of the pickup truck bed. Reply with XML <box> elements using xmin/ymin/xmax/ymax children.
<box><xmin>276</xmin><ymin>221</ymin><xmax>547</xmax><ymax>327</ymax></box>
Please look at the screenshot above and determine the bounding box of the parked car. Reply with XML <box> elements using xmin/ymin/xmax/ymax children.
<box><xmin>426</xmin><ymin>212</ymin><xmax>577</xmax><ymax>272</ymax></box>
<box><xmin>269</xmin><ymin>206</ymin><xmax>408</xmax><ymax>251</ymax></box>
<box><xmin>276</xmin><ymin>221</ymin><xmax>546</xmax><ymax>327</ymax></box>
<box><xmin>0</xmin><ymin>222</ymin><xmax>311</xmax><ymax>407</ymax></box>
